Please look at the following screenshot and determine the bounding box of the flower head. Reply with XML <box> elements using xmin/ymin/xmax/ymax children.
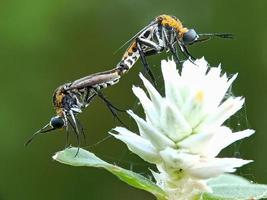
<box><xmin>111</xmin><ymin>58</ymin><xmax>254</xmax><ymax>199</ymax></box>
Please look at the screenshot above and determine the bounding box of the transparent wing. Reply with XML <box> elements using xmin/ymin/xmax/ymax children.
<box><xmin>113</xmin><ymin>19</ymin><xmax>158</xmax><ymax>54</ymax></box>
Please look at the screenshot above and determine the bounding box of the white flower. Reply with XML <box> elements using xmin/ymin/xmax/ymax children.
<box><xmin>110</xmin><ymin>58</ymin><xmax>255</xmax><ymax>200</ymax></box>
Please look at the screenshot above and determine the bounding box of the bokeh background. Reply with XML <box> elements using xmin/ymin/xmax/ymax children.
<box><xmin>1</xmin><ymin>0</ymin><xmax>266</xmax><ymax>199</ymax></box>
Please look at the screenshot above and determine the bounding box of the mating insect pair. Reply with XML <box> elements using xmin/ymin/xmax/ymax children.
<box><xmin>26</xmin><ymin>14</ymin><xmax>233</xmax><ymax>147</ymax></box>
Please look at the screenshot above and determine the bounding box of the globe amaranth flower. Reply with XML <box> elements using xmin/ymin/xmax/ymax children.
<box><xmin>110</xmin><ymin>58</ymin><xmax>255</xmax><ymax>200</ymax></box>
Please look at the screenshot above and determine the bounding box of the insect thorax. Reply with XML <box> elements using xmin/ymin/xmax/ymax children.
<box><xmin>157</xmin><ymin>14</ymin><xmax>188</xmax><ymax>38</ymax></box>
<box><xmin>53</xmin><ymin>84</ymin><xmax>85</xmax><ymax>116</ymax></box>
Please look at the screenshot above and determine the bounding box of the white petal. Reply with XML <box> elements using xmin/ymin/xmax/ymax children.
<box><xmin>187</xmin><ymin>157</ymin><xmax>252</xmax><ymax>179</ymax></box>
<box><xmin>197</xmin><ymin>97</ymin><xmax>245</xmax><ymax>131</ymax></box>
<box><xmin>202</xmin><ymin>68</ymin><xmax>237</xmax><ymax>109</ymax></box>
<box><xmin>161</xmin><ymin>60</ymin><xmax>184</xmax><ymax>108</ymax></box>
<box><xmin>160</xmin><ymin>99</ymin><xmax>192</xmax><ymax>142</ymax></box>
<box><xmin>177</xmin><ymin>129</ymin><xmax>215</xmax><ymax>156</ymax></box>
<box><xmin>194</xmin><ymin>57</ymin><xmax>208</xmax><ymax>67</ymax></box>
<box><xmin>139</xmin><ymin>73</ymin><xmax>162</xmax><ymax>111</ymax></box>
<box><xmin>215</xmin><ymin>73</ymin><xmax>238</xmax><ymax>105</ymax></box>
<box><xmin>159</xmin><ymin>147</ymin><xmax>200</xmax><ymax>170</ymax></box>
<box><xmin>182</xmin><ymin>59</ymin><xmax>208</xmax><ymax>82</ymax></box>
<box><xmin>149</xmin><ymin>169</ymin><xmax>165</xmax><ymax>187</ymax></box>
<box><xmin>180</xmin><ymin>90</ymin><xmax>206</xmax><ymax>128</ymax></box>
<box><xmin>128</xmin><ymin>110</ymin><xmax>176</xmax><ymax>150</ymax></box>
<box><xmin>132</xmin><ymin>86</ymin><xmax>152</xmax><ymax>109</ymax></box>
<box><xmin>110</xmin><ymin>127</ymin><xmax>160</xmax><ymax>164</ymax></box>
<box><xmin>177</xmin><ymin>59</ymin><xmax>239</xmax><ymax>116</ymax></box>
<box><xmin>178</xmin><ymin>127</ymin><xmax>255</xmax><ymax>157</ymax></box>
<box><xmin>159</xmin><ymin>147</ymin><xmax>252</xmax><ymax>179</ymax></box>
<box><xmin>202</xmin><ymin>128</ymin><xmax>255</xmax><ymax>157</ymax></box>
<box><xmin>132</xmin><ymin>86</ymin><xmax>159</xmax><ymax>125</ymax></box>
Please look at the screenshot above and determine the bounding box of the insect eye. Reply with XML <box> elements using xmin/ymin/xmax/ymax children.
<box><xmin>50</xmin><ymin>116</ymin><xmax>65</xmax><ymax>129</ymax></box>
<box><xmin>182</xmin><ymin>29</ymin><xmax>199</xmax><ymax>45</ymax></box>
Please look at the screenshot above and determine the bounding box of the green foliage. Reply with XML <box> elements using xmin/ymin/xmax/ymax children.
<box><xmin>54</xmin><ymin>147</ymin><xmax>168</xmax><ymax>200</ymax></box>
<box><xmin>201</xmin><ymin>174</ymin><xmax>267</xmax><ymax>200</ymax></box>
<box><xmin>54</xmin><ymin>148</ymin><xmax>267</xmax><ymax>200</ymax></box>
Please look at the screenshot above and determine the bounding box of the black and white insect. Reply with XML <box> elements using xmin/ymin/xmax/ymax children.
<box><xmin>25</xmin><ymin>68</ymin><xmax>125</xmax><ymax>147</ymax></box>
<box><xmin>116</xmin><ymin>14</ymin><xmax>233</xmax><ymax>83</ymax></box>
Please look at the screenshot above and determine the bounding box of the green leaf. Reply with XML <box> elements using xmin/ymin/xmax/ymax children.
<box><xmin>207</xmin><ymin>174</ymin><xmax>251</xmax><ymax>186</ymax></box>
<box><xmin>200</xmin><ymin>174</ymin><xmax>267</xmax><ymax>200</ymax></box>
<box><xmin>53</xmin><ymin>147</ymin><xmax>168</xmax><ymax>200</ymax></box>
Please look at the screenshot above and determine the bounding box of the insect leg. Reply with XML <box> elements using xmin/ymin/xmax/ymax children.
<box><xmin>177</xmin><ymin>43</ymin><xmax>195</xmax><ymax>63</ymax></box>
<box><xmin>69</xmin><ymin>110</ymin><xmax>79</xmax><ymax>134</ymax></box>
<box><xmin>169</xmin><ymin>44</ymin><xmax>181</xmax><ymax>64</ymax></box>
<box><xmin>95</xmin><ymin>90</ymin><xmax>125</xmax><ymax>112</ymax></box>
<box><xmin>65</xmin><ymin>121</ymin><xmax>70</xmax><ymax>148</ymax></box>
<box><xmin>137</xmin><ymin>37</ymin><xmax>163</xmax><ymax>51</ymax></box>
<box><xmin>137</xmin><ymin>38</ymin><xmax>164</xmax><ymax>57</ymax></box>
<box><xmin>67</xmin><ymin>119</ymin><xmax>80</xmax><ymax>156</ymax></box>
<box><xmin>85</xmin><ymin>89</ymin><xmax>97</xmax><ymax>107</ymax></box>
<box><xmin>136</xmin><ymin>38</ymin><xmax>157</xmax><ymax>86</ymax></box>
<box><xmin>162</xmin><ymin>28</ymin><xmax>181</xmax><ymax>64</ymax></box>
<box><xmin>65</xmin><ymin>126</ymin><xmax>71</xmax><ymax>148</ymax></box>
<box><xmin>76</xmin><ymin>118</ymin><xmax>86</xmax><ymax>145</ymax></box>
<box><xmin>69</xmin><ymin>110</ymin><xmax>80</xmax><ymax>156</ymax></box>
<box><xmin>63</xmin><ymin>112</ymin><xmax>71</xmax><ymax>148</ymax></box>
<box><xmin>182</xmin><ymin>45</ymin><xmax>196</xmax><ymax>60</ymax></box>
<box><xmin>94</xmin><ymin>90</ymin><xmax>127</xmax><ymax>127</ymax></box>
<box><xmin>144</xmin><ymin>49</ymin><xmax>159</xmax><ymax>56</ymax></box>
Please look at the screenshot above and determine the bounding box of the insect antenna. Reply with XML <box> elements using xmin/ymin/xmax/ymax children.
<box><xmin>195</xmin><ymin>33</ymin><xmax>234</xmax><ymax>44</ymax></box>
<box><xmin>25</xmin><ymin>124</ymin><xmax>55</xmax><ymax>146</ymax></box>
<box><xmin>199</xmin><ymin>33</ymin><xmax>234</xmax><ymax>39</ymax></box>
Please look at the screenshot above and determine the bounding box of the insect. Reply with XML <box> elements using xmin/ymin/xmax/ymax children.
<box><xmin>116</xmin><ymin>14</ymin><xmax>233</xmax><ymax>82</ymax></box>
<box><xmin>25</xmin><ymin>68</ymin><xmax>125</xmax><ymax>147</ymax></box>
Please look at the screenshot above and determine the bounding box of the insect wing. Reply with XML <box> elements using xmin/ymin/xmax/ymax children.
<box><xmin>114</xmin><ymin>19</ymin><xmax>159</xmax><ymax>54</ymax></box>
<box><xmin>66</xmin><ymin>69</ymin><xmax>120</xmax><ymax>91</ymax></box>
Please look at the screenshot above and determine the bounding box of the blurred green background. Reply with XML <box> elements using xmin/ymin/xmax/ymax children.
<box><xmin>1</xmin><ymin>0</ymin><xmax>266</xmax><ymax>199</ymax></box>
